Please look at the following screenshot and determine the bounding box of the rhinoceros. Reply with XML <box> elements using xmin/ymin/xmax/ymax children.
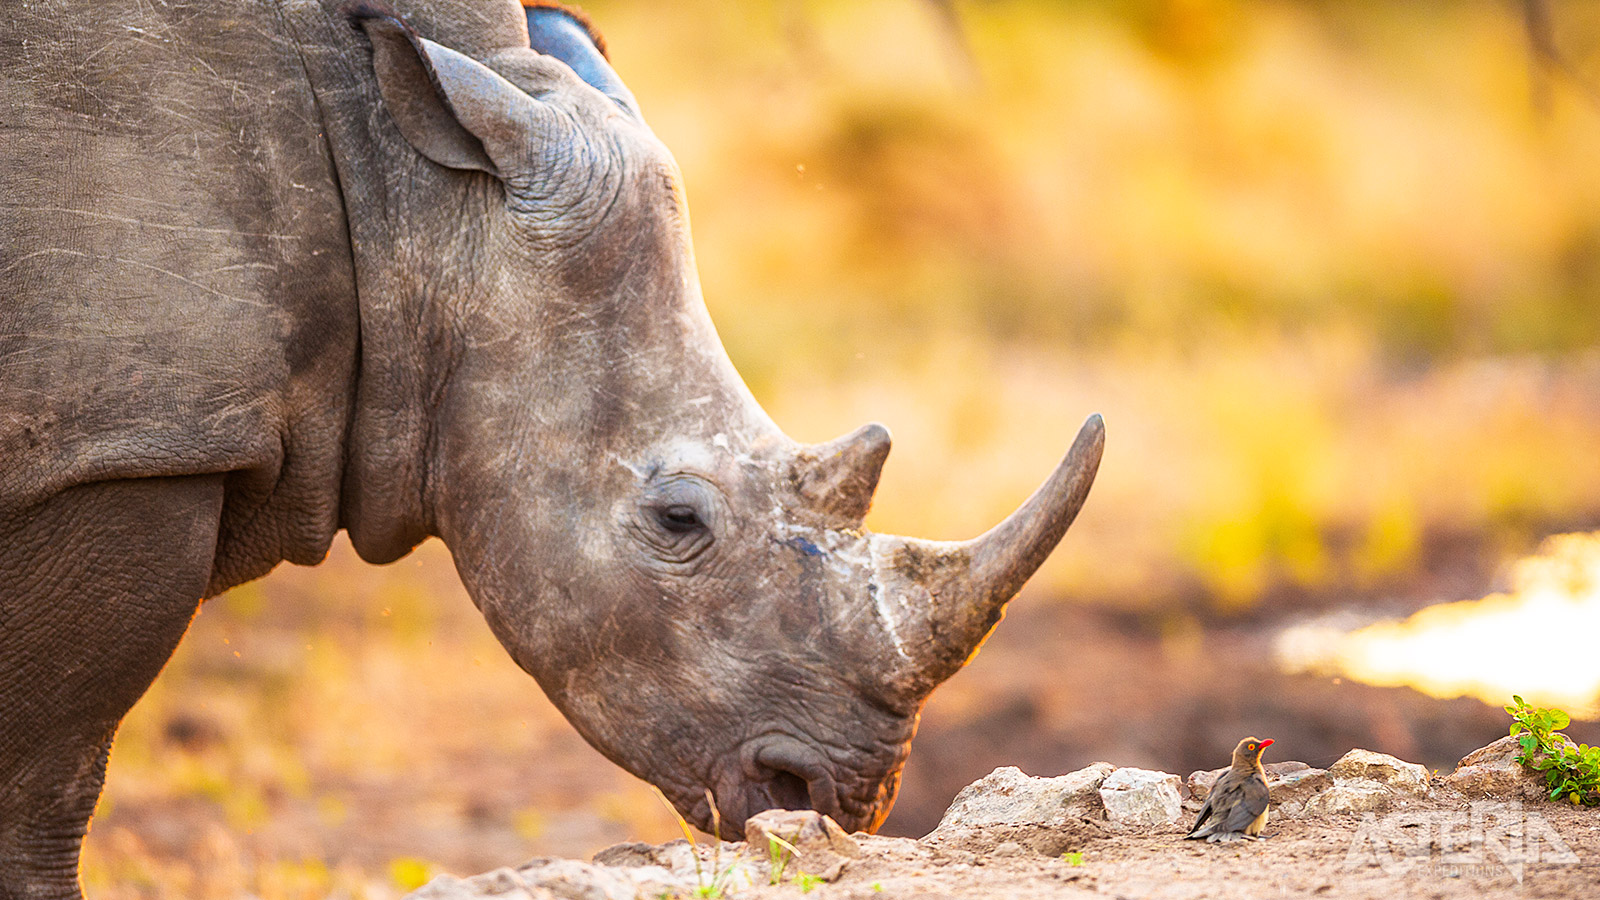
<box><xmin>0</xmin><ymin>0</ymin><xmax>1102</xmax><ymax>894</ymax></box>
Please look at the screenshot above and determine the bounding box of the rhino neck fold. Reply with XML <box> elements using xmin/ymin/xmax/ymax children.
<box><xmin>281</xmin><ymin>0</ymin><xmax>510</xmax><ymax>562</ymax></box>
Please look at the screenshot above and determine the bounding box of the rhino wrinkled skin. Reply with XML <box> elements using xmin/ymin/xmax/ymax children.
<box><xmin>0</xmin><ymin>1</ymin><xmax>1103</xmax><ymax>895</ymax></box>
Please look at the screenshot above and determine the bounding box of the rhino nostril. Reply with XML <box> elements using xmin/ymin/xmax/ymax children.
<box><xmin>751</xmin><ymin>738</ymin><xmax>845</xmax><ymax>822</ymax></box>
<box><xmin>765</xmin><ymin>769</ymin><xmax>811</xmax><ymax>811</ymax></box>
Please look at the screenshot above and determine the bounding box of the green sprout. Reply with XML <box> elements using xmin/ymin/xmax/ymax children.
<box><xmin>767</xmin><ymin>834</ymin><xmax>799</xmax><ymax>885</ymax></box>
<box><xmin>1506</xmin><ymin>695</ymin><xmax>1600</xmax><ymax>806</ymax></box>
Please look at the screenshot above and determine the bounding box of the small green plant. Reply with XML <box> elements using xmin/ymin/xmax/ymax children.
<box><xmin>1505</xmin><ymin>695</ymin><xmax>1600</xmax><ymax>806</ymax></box>
<box><xmin>794</xmin><ymin>872</ymin><xmax>823</xmax><ymax>893</ymax></box>
<box><xmin>1061</xmin><ymin>850</ymin><xmax>1085</xmax><ymax>866</ymax></box>
<box><xmin>871</xmin><ymin>883</ymin><xmax>883</xmax><ymax>892</ymax></box>
<box><xmin>766</xmin><ymin>834</ymin><xmax>799</xmax><ymax>885</ymax></box>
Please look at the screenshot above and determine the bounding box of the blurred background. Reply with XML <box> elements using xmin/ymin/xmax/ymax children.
<box><xmin>83</xmin><ymin>0</ymin><xmax>1600</xmax><ymax>896</ymax></box>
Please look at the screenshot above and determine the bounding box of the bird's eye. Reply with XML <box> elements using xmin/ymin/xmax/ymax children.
<box><xmin>1247</xmin><ymin>743</ymin><xmax>1257</xmax><ymax>751</ymax></box>
<box><xmin>655</xmin><ymin>504</ymin><xmax>703</xmax><ymax>533</ymax></box>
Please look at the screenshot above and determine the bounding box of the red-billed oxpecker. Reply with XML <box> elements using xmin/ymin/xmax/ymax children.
<box><xmin>1186</xmin><ymin>737</ymin><xmax>1274</xmax><ymax>843</ymax></box>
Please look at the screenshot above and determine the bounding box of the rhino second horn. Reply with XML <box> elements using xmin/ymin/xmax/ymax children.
<box><xmin>873</xmin><ymin>414</ymin><xmax>1104</xmax><ymax>693</ymax></box>
<box><xmin>795</xmin><ymin>422</ymin><xmax>892</xmax><ymax>523</ymax></box>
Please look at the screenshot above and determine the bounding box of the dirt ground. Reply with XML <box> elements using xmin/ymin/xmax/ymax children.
<box><xmin>647</xmin><ymin>800</ymin><xmax>1600</xmax><ymax>900</ymax></box>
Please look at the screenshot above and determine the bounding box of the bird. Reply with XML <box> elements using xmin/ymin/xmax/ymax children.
<box><xmin>1186</xmin><ymin>736</ymin><xmax>1273</xmax><ymax>843</ymax></box>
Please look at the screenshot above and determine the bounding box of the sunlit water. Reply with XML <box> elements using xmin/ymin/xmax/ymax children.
<box><xmin>1276</xmin><ymin>532</ymin><xmax>1600</xmax><ymax>718</ymax></box>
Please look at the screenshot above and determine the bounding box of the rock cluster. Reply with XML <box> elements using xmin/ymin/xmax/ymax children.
<box><xmin>405</xmin><ymin>738</ymin><xmax>1545</xmax><ymax>898</ymax></box>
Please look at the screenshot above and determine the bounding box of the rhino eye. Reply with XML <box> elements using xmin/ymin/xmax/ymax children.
<box><xmin>631</xmin><ymin>475</ymin><xmax>718</xmax><ymax>566</ymax></box>
<box><xmin>656</xmin><ymin>504</ymin><xmax>703</xmax><ymax>533</ymax></box>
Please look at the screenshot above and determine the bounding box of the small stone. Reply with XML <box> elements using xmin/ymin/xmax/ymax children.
<box><xmin>1265</xmin><ymin>761</ymin><xmax>1311</xmax><ymax>777</ymax></box>
<box><xmin>1098</xmin><ymin>767</ymin><xmax>1183</xmax><ymax>829</ymax></box>
<box><xmin>745</xmin><ymin>809</ymin><xmax>859</xmax><ymax>882</ymax></box>
<box><xmin>591</xmin><ymin>843</ymin><xmax>662</xmax><ymax>868</ymax></box>
<box><xmin>1269</xmin><ymin>767</ymin><xmax>1332</xmax><ymax>807</ymax></box>
<box><xmin>1458</xmin><ymin>734</ymin><xmax>1523</xmax><ymax>769</ymax></box>
<box><xmin>1186</xmin><ymin>768</ymin><xmax>1224</xmax><ymax>803</ymax></box>
<box><xmin>932</xmin><ymin>763</ymin><xmax>1115</xmax><ymax>831</ymax></box>
<box><xmin>1444</xmin><ymin>736</ymin><xmax>1551</xmax><ymax>802</ymax></box>
<box><xmin>923</xmin><ymin>764</ymin><xmax>1114</xmax><ymax>855</ymax></box>
<box><xmin>1328</xmin><ymin>749</ymin><xmax>1429</xmax><ymax>796</ymax></box>
<box><xmin>1299</xmin><ymin>782</ymin><xmax>1399</xmax><ymax>816</ymax></box>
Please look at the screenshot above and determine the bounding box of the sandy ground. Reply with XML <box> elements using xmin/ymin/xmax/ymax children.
<box><xmin>672</xmin><ymin>800</ymin><xmax>1600</xmax><ymax>900</ymax></box>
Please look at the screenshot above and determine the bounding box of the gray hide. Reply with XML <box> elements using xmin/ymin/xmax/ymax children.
<box><xmin>0</xmin><ymin>1</ymin><xmax>1103</xmax><ymax>895</ymax></box>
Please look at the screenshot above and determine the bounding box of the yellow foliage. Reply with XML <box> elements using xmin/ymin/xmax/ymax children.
<box><xmin>389</xmin><ymin>857</ymin><xmax>436</xmax><ymax>892</ymax></box>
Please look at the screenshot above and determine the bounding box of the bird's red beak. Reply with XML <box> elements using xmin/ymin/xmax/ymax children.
<box><xmin>1259</xmin><ymin>738</ymin><xmax>1275</xmax><ymax>749</ymax></box>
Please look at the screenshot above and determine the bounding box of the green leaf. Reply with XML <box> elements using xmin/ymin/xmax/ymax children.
<box><xmin>1551</xmin><ymin>711</ymin><xmax>1571</xmax><ymax>730</ymax></box>
<box><xmin>1511</xmin><ymin>723</ymin><xmax>1523</xmax><ymax>736</ymax></box>
<box><xmin>1513</xmin><ymin>695</ymin><xmax>1525</xmax><ymax>706</ymax></box>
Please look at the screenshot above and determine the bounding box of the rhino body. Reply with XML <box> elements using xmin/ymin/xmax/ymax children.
<box><xmin>0</xmin><ymin>1</ymin><xmax>1102</xmax><ymax>896</ymax></box>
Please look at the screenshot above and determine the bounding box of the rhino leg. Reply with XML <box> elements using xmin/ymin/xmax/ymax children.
<box><xmin>0</xmin><ymin>476</ymin><xmax>223</xmax><ymax>899</ymax></box>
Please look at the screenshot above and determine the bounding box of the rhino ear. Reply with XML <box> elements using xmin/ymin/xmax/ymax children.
<box><xmin>351</xmin><ymin>6</ymin><xmax>544</xmax><ymax>177</ymax></box>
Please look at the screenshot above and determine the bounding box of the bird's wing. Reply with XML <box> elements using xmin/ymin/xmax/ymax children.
<box><xmin>1209</xmin><ymin>774</ymin><xmax>1270</xmax><ymax>835</ymax></box>
<box><xmin>1185</xmin><ymin>795</ymin><xmax>1215</xmax><ymax>838</ymax></box>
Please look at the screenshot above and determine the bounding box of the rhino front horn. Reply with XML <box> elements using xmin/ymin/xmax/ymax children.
<box><xmin>873</xmin><ymin>414</ymin><xmax>1104</xmax><ymax>693</ymax></box>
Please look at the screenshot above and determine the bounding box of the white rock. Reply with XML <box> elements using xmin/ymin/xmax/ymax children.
<box><xmin>931</xmin><ymin>763</ymin><xmax>1115</xmax><ymax>832</ymax></box>
<box><xmin>1328</xmin><ymin>749</ymin><xmax>1429</xmax><ymax>796</ymax></box>
<box><xmin>1444</xmin><ymin>735</ymin><xmax>1558</xmax><ymax>802</ymax></box>
<box><xmin>1299</xmin><ymin>782</ymin><xmax>1402</xmax><ymax>816</ymax></box>
<box><xmin>745</xmin><ymin>809</ymin><xmax>859</xmax><ymax>882</ymax></box>
<box><xmin>1098</xmin><ymin>767</ymin><xmax>1184</xmax><ymax>829</ymax></box>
